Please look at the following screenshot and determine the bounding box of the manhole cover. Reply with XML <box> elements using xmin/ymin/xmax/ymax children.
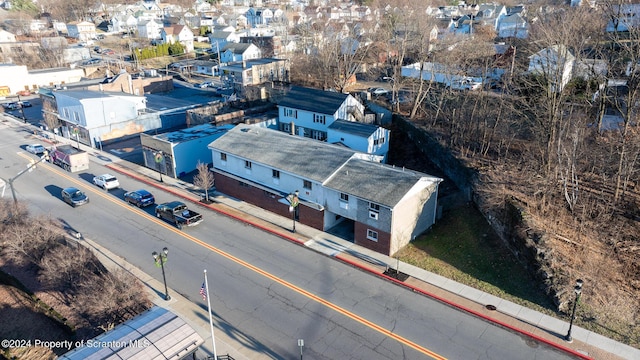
<box><xmin>486</xmin><ymin>304</ymin><xmax>497</xmax><ymax>311</ymax></box>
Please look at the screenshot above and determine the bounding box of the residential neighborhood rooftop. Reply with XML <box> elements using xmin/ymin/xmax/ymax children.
<box><xmin>277</xmin><ymin>86</ymin><xmax>349</xmax><ymax>116</ymax></box>
<box><xmin>154</xmin><ymin>124</ymin><xmax>233</xmax><ymax>144</ymax></box>
<box><xmin>328</xmin><ymin>119</ymin><xmax>379</xmax><ymax>138</ymax></box>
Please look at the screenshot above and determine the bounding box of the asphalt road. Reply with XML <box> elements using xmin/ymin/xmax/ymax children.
<box><xmin>0</xmin><ymin>118</ymin><xmax>577</xmax><ymax>360</ymax></box>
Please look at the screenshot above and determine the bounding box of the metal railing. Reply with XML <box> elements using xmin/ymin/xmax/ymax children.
<box><xmin>201</xmin><ymin>354</ymin><xmax>235</xmax><ymax>360</ymax></box>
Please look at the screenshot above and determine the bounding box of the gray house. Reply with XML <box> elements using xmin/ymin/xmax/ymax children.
<box><xmin>208</xmin><ymin>124</ymin><xmax>442</xmax><ymax>256</ymax></box>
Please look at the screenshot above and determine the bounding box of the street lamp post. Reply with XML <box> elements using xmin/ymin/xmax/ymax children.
<box><xmin>72</xmin><ymin>127</ymin><xmax>80</xmax><ymax>150</ymax></box>
<box><xmin>152</xmin><ymin>247</ymin><xmax>170</xmax><ymax>301</ymax></box>
<box><xmin>383</xmin><ymin>76</ymin><xmax>396</xmax><ymax>107</ymax></box>
<box><xmin>565</xmin><ymin>279</ymin><xmax>584</xmax><ymax>342</ymax></box>
<box><xmin>153</xmin><ymin>150</ymin><xmax>164</xmax><ymax>182</ymax></box>
<box><xmin>287</xmin><ymin>190</ymin><xmax>299</xmax><ymax>233</ymax></box>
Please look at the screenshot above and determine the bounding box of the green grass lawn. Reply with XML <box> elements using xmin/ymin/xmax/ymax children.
<box><xmin>397</xmin><ymin>203</ymin><xmax>556</xmax><ymax>313</ymax></box>
<box><xmin>398</xmin><ymin>203</ymin><xmax>640</xmax><ymax>347</ymax></box>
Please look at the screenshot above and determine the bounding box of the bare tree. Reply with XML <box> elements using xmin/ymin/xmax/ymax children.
<box><xmin>290</xmin><ymin>15</ymin><xmax>377</xmax><ymax>92</ymax></box>
<box><xmin>193</xmin><ymin>161</ymin><xmax>215</xmax><ymax>203</ymax></box>
<box><xmin>599</xmin><ymin>0</ymin><xmax>640</xmax><ymax>203</ymax></box>
<box><xmin>38</xmin><ymin>0</ymin><xmax>99</xmax><ymax>22</ymax></box>
<box><xmin>39</xmin><ymin>245</ymin><xmax>102</xmax><ymax>290</ymax></box>
<box><xmin>1</xmin><ymin>217</ymin><xmax>64</xmax><ymax>266</ymax></box>
<box><xmin>75</xmin><ymin>269</ymin><xmax>151</xmax><ymax>328</ymax></box>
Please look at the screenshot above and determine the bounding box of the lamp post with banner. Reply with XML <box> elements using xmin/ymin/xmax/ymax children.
<box><xmin>72</xmin><ymin>127</ymin><xmax>80</xmax><ymax>149</ymax></box>
<box><xmin>286</xmin><ymin>190</ymin><xmax>300</xmax><ymax>233</ymax></box>
<box><xmin>152</xmin><ymin>247</ymin><xmax>170</xmax><ymax>301</ymax></box>
<box><xmin>153</xmin><ymin>151</ymin><xmax>164</xmax><ymax>182</ymax></box>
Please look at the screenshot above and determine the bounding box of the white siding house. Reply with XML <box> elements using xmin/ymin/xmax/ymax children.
<box><xmin>161</xmin><ymin>25</ymin><xmax>195</xmax><ymax>53</ymax></box>
<box><xmin>66</xmin><ymin>21</ymin><xmax>97</xmax><ymax>41</ymax></box>
<box><xmin>277</xmin><ymin>86</ymin><xmax>364</xmax><ymax>140</ymax></box>
<box><xmin>276</xmin><ymin>87</ymin><xmax>388</xmax><ymax>160</ymax></box>
<box><xmin>137</xmin><ymin>20</ymin><xmax>164</xmax><ymax>40</ymax></box>
<box><xmin>528</xmin><ymin>45</ymin><xmax>575</xmax><ymax>92</ymax></box>
<box><xmin>219</xmin><ymin>43</ymin><xmax>261</xmax><ymax>63</ymax></box>
<box><xmin>208</xmin><ymin>125</ymin><xmax>442</xmax><ymax>257</ymax></box>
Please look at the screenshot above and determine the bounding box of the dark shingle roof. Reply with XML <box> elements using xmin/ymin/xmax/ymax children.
<box><xmin>328</xmin><ymin>119</ymin><xmax>377</xmax><ymax>137</ymax></box>
<box><xmin>277</xmin><ymin>86</ymin><xmax>349</xmax><ymax>115</ymax></box>
<box><xmin>221</xmin><ymin>42</ymin><xmax>253</xmax><ymax>54</ymax></box>
<box><xmin>209</xmin><ymin>124</ymin><xmax>357</xmax><ymax>183</ymax></box>
<box><xmin>324</xmin><ymin>158</ymin><xmax>440</xmax><ymax>207</ymax></box>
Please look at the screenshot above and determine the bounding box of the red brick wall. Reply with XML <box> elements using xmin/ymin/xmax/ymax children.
<box><xmin>354</xmin><ymin>222</ymin><xmax>391</xmax><ymax>256</ymax></box>
<box><xmin>215</xmin><ymin>172</ymin><xmax>324</xmax><ymax>230</ymax></box>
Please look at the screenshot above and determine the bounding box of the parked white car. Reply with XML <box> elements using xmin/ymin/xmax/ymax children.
<box><xmin>367</xmin><ymin>87</ymin><xmax>389</xmax><ymax>96</ymax></box>
<box><xmin>447</xmin><ymin>79</ymin><xmax>483</xmax><ymax>91</ymax></box>
<box><xmin>26</xmin><ymin>144</ymin><xmax>46</xmax><ymax>155</ymax></box>
<box><xmin>93</xmin><ymin>174</ymin><xmax>120</xmax><ymax>190</ymax></box>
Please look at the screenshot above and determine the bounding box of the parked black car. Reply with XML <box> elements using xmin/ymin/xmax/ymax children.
<box><xmin>124</xmin><ymin>189</ymin><xmax>156</xmax><ymax>207</ymax></box>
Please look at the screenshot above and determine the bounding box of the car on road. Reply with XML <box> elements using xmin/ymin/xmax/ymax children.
<box><xmin>18</xmin><ymin>101</ymin><xmax>32</xmax><ymax>107</ymax></box>
<box><xmin>93</xmin><ymin>174</ymin><xmax>120</xmax><ymax>190</ymax></box>
<box><xmin>155</xmin><ymin>201</ymin><xmax>203</xmax><ymax>229</ymax></box>
<box><xmin>61</xmin><ymin>187</ymin><xmax>89</xmax><ymax>207</ymax></box>
<box><xmin>102</xmin><ymin>49</ymin><xmax>115</xmax><ymax>55</ymax></box>
<box><xmin>82</xmin><ymin>58</ymin><xmax>101</xmax><ymax>65</ymax></box>
<box><xmin>124</xmin><ymin>189</ymin><xmax>156</xmax><ymax>207</ymax></box>
<box><xmin>367</xmin><ymin>87</ymin><xmax>389</xmax><ymax>96</ymax></box>
<box><xmin>197</xmin><ymin>81</ymin><xmax>213</xmax><ymax>88</ymax></box>
<box><xmin>26</xmin><ymin>144</ymin><xmax>46</xmax><ymax>155</ymax></box>
<box><xmin>447</xmin><ymin>78</ymin><xmax>483</xmax><ymax>91</ymax></box>
<box><xmin>17</xmin><ymin>90</ymin><xmax>31</xmax><ymax>96</ymax></box>
<box><xmin>2</xmin><ymin>102</ymin><xmax>21</xmax><ymax>110</ymax></box>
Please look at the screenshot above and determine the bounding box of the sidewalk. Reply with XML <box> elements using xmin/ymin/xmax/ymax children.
<box><xmin>17</xmin><ymin>117</ymin><xmax>639</xmax><ymax>360</ymax></box>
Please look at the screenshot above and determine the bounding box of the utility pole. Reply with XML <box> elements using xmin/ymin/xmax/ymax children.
<box><xmin>6</xmin><ymin>151</ymin><xmax>50</xmax><ymax>204</ymax></box>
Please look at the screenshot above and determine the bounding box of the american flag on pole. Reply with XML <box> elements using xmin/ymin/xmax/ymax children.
<box><xmin>199</xmin><ymin>282</ymin><xmax>207</xmax><ymax>301</ymax></box>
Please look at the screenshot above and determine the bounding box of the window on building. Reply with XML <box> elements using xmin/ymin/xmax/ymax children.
<box><xmin>220</xmin><ymin>153</ymin><xmax>227</xmax><ymax>161</ymax></box>
<box><xmin>367</xmin><ymin>229</ymin><xmax>378</xmax><ymax>242</ymax></box>
<box><xmin>312</xmin><ymin>130</ymin><xmax>326</xmax><ymax>141</ymax></box>
<box><xmin>374</xmin><ymin>137</ymin><xmax>385</xmax><ymax>145</ymax></box>
<box><xmin>282</xmin><ymin>123</ymin><xmax>290</xmax><ymax>132</ymax></box>
<box><xmin>369</xmin><ymin>202</ymin><xmax>380</xmax><ymax>212</ymax></box>
<box><xmin>303</xmin><ymin>180</ymin><xmax>312</xmax><ymax>190</ymax></box>
<box><xmin>313</xmin><ymin>114</ymin><xmax>326</xmax><ymax>124</ymax></box>
<box><xmin>272</xmin><ymin>169</ymin><xmax>280</xmax><ymax>179</ymax></box>
<box><xmin>285</xmin><ymin>108</ymin><xmax>298</xmax><ymax>119</ymax></box>
<box><xmin>340</xmin><ymin>193</ymin><xmax>349</xmax><ymax>201</ymax></box>
<box><xmin>245</xmin><ymin>160</ymin><xmax>252</xmax><ymax>169</ymax></box>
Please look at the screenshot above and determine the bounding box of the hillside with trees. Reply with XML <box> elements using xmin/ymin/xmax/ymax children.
<box><xmin>291</xmin><ymin>0</ymin><xmax>639</xmax><ymax>345</ymax></box>
<box><xmin>0</xmin><ymin>201</ymin><xmax>151</xmax><ymax>358</ymax></box>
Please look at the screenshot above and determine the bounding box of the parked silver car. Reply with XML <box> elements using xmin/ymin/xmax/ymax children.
<box><xmin>61</xmin><ymin>187</ymin><xmax>89</xmax><ymax>207</ymax></box>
